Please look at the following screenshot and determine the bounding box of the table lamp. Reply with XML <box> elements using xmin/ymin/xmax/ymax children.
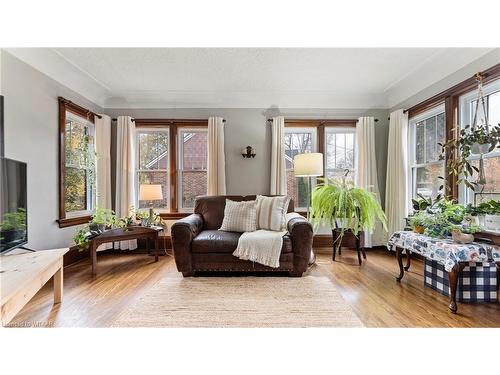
<box><xmin>139</xmin><ymin>184</ymin><xmax>163</xmax><ymax>225</ymax></box>
<box><xmin>293</xmin><ymin>153</ymin><xmax>323</xmax><ymax>219</ymax></box>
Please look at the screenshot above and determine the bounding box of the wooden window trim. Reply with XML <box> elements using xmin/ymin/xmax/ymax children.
<box><xmin>407</xmin><ymin>63</ymin><xmax>500</xmax><ymax>200</ymax></box>
<box><xmin>57</xmin><ymin>97</ymin><xmax>100</xmax><ymax>228</ymax></box>
<box><xmin>135</xmin><ymin>119</ymin><xmax>208</xmax><ymax>213</ymax></box>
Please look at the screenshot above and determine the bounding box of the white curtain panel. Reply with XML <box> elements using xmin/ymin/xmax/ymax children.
<box><xmin>385</xmin><ymin>109</ymin><xmax>409</xmax><ymax>237</ymax></box>
<box><xmin>270</xmin><ymin>116</ymin><xmax>287</xmax><ymax>195</ymax></box>
<box><xmin>114</xmin><ymin>116</ymin><xmax>137</xmax><ymax>250</ymax></box>
<box><xmin>207</xmin><ymin>116</ymin><xmax>226</xmax><ymax>195</ymax></box>
<box><xmin>94</xmin><ymin>114</ymin><xmax>113</xmax><ymax>251</ymax></box>
<box><xmin>355</xmin><ymin>116</ymin><xmax>384</xmax><ymax>247</ymax></box>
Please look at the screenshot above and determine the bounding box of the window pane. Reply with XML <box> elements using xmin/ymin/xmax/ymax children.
<box><xmin>64</xmin><ymin>115</ymin><xmax>94</xmax><ymax>213</ymax></box>
<box><xmin>286</xmin><ymin>172</ymin><xmax>309</xmax><ymax>209</ymax></box>
<box><xmin>65</xmin><ymin>167</ymin><xmax>87</xmax><ymax>212</ymax></box>
<box><xmin>326</xmin><ymin>131</ymin><xmax>355</xmax><ymax>171</ymax></box>
<box><xmin>181</xmin><ymin>171</ymin><xmax>207</xmax><ymax>208</ymax></box>
<box><xmin>181</xmin><ymin>132</ymin><xmax>207</xmax><ymax>170</ymax></box>
<box><xmin>425</xmin><ymin>116</ymin><xmax>437</xmax><ymax>162</ymax></box>
<box><xmin>488</xmin><ymin>91</ymin><xmax>500</xmax><ymax>133</ymax></box>
<box><xmin>138</xmin><ymin>171</ymin><xmax>169</xmax><ymax>209</ymax></box>
<box><xmin>414</xmin><ymin>163</ymin><xmax>444</xmax><ymax>200</ymax></box>
<box><xmin>470</xmin><ymin>156</ymin><xmax>500</xmax><ymax>194</ymax></box>
<box><xmin>180</xmin><ymin>130</ymin><xmax>208</xmax><ymax>209</ymax></box>
<box><xmin>285</xmin><ymin>131</ymin><xmax>314</xmax><ymax>208</ymax></box>
<box><xmin>284</xmin><ymin>132</ymin><xmax>313</xmax><ymax>169</ymax></box>
<box><xmin>138</xmin><ymin>132</ymin><xmax>169</xmax><ymax>170</ymax></box>
<box><xmin>436</xmin><ymin>112</ymin><xmax>445</xmax><ymax>157</ymax></box>
<box><xmin>415</xmin><ymin>121</ymin><xmax>425</xmax><ymax>164</ymax></box>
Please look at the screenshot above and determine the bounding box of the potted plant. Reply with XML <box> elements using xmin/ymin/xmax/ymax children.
<box><xmin>73</xmin><ymin>226</ymin><xmax>91</xmax><ymax>250</ymax></box>
<box><xmin>310</xmin><ymin>177</ymin><xmax>387</xmax><ymax>244</ymax></box>
<box><xmin>408</xmin><ymin>211</ymin><xmax>428</xmax><ymax>234</ymax></box>
<box><xmin>89</xmin><ymin>208</ymin><xmax>116</xmax><ymax>232</ymax></box>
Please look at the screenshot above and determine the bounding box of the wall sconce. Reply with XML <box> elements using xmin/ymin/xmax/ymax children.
<box><xmin>241</xmin><ymin>146</ymin><xmax>256</xmax><ymax>158</ymax></box>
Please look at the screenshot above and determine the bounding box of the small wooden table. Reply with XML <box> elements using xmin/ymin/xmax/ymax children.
<box><xmin>1</xmin><ymin>248</ymin><xmax>69</xmax><ymax>326</ymax></box>
<box><xmin>89</xmin><ymin>226</ymin><xmax>161</xmax><ymax>275</ymax></box>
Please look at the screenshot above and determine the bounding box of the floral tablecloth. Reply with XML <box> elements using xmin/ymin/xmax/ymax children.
<box><xmin>387</xmin><ymin>231</ymin><xmax>500</xmax><ymax>272</ymax></box>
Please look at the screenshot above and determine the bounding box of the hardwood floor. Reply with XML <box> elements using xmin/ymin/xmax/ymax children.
<box><xmin>7</xmin><ymin>249</ymin><xmax>500</xmax><ymax>327</ymax></box>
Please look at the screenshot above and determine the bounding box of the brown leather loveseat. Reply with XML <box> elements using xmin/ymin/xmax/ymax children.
<box><xmin>171</xmin><ymin>195</ymin><xmax>313</xmax><ymax>277</ymax></box>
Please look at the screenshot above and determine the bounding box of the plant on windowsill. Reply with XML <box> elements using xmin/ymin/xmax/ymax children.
<box><xmin>310</xmin><ymin>174</ymin><xmax>387</xmax><ymax>245</ymax></box>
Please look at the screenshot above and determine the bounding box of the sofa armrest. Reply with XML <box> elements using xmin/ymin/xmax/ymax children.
<box><xmin>287</xmin><ymin>213</ymin><xmax>313</xmax><ymax>273</ymax></box>
<box><xmin>171</xmin><ymin>214</ymin><xmax>204</xmax><ymax>273</ymax></box>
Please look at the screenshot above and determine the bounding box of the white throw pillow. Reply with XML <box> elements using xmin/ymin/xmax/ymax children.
<box><xmin>219</xmin><ymin>199</ymin><xmax>257</xmax><ymax>232</ymax></box>
<box><xmin>256</xmin><ymin>195</ymin><xmax>291</xmax><ymax>231</ymax></box>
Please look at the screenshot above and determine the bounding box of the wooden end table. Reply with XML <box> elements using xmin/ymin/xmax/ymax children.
<box><xmin>89</xmin><ymin>226</ymin><xmax>161</xmax><ymax>275</ymax></box>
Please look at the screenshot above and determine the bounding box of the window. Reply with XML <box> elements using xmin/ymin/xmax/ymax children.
<box><xmin>325</xmin><ymin>127</ymin><xmax>356</xmax><ymax>180</ymax></box>
<box><xmin>408</xmin><ymin>105</ymin><xmax>446</xmax><ymax>205</ymax></box>
<box><xmin>284</xmin><ymin>120</ymin><xmax>357</xmax><ymax>211</ymax></box>
<box><xmin>178</xmin><ymin>128</ymin><xmax>208</xmax><ymax>210</ymax></box>
<box><xmin>134</xmin><ymin>120</ymin><xmax>208</xmax><ymax>216</ymax></box>
<box><xmin>459</xmin><ymin>78</ymin><xmax>500</xmax><ymax>204</ymax></box>
<box><xmin>284</xmin><ymin>127</ymin><xmax>317</xmax><ymax>210</ymax></box>
<box><xmin>58</xmin><ymin>97</ymin><xmax>98</xmax><ymax>227</ymax></box>
<box><xmin>136</xmin><ymin>129</ymin><xmax>170</xmax><ymax>212</ymax></box>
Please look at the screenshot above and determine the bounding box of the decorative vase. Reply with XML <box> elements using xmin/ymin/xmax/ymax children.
<box><xmin>475</xmin><ymin>215</ymin><xmax>485</xmax><ymax>227</ymax></box>
<box><xmin>451</xmin><ymin>229</ymin><xmax>474</xmax><ymax>244</ymax></box>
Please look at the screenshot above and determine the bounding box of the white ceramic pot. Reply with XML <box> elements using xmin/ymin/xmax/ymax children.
<box><xmin>484</xmin><ymin>214</ymin><xmax>500</xmax><ymax>232</ymax></box>
<box><xmin>475</xmin><ymin>215</ymin><xmax>486</xmax><ymax>227</ymax></box>
<box><xmin>471</xmin><ymin>142</ymin><xmax>491</xmax><ymax>155</ymax></box>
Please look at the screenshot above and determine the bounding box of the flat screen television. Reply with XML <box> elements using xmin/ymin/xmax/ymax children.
<box><xmin>0</xmin><ymin>157</ymin><xmax>28</xmax><ymax>253</ymax></box>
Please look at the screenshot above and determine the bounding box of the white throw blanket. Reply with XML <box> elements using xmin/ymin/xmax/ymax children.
<box><xmin>232</xmin><ymin>213</ymin><xmax>302</xmax><ymax>268</ymax></box>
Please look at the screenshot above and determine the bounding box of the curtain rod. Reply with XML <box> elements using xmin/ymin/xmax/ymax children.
<box><xmin>58</xmin><ymin>97</ymin><xmax>102</xmax><ymax>119</ymax></box>
<box><xmin>111</xmin><ymin>118</ymin><xmax>226</xmax><ymax>122</ymax></box>
<box><xmin>266</xmin><ymin>118</ymin><xmax>380</xmax><ymax>123</ymax></box>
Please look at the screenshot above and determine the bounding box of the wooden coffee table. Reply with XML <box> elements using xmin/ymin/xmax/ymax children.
<box><xmin>89</xmin><ymin>226</ymin><xmax>161</xmax><ymax>275</ymax></box>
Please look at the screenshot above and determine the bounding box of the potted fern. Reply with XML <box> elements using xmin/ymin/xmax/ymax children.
<box><xmin>310</xmin><ymin>176</ymin><xmax>387</xmax><ymax>245</ymax></box>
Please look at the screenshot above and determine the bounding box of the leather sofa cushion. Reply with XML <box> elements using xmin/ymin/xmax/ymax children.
<box><xmin>192</xmin><ymin>230</ymin><xmax>292</xmax><ymax>254</ymax></box>
<box><xmin>194</xmin><ymin>195</ymin><xmax>295</xmax><ymax>230</ymax></box>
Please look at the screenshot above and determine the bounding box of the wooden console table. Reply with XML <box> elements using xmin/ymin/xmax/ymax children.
<box><xmin>1</xmin><ymin>248</ymin><xmax>69</xmax><ymax>326</ymax></box>
<box><xmin>89</xmin><ymin>226</ymin><xmax>161</xmax><ymax>275</ymax></box>
<box><xmin>388</xmin><ymin>231</ymin><xmax>500</xmax><ymax>314</ymax></box>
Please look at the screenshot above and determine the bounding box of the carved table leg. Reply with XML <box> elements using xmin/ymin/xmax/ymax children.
<box><xmin>448</xmin><ymin>263</ymin><xmax>466</xmax><ymax>314</ymax></box>
<box><xmin>404</xmin><ymin>249</ymin><xmax>411</xmax><ymax>271</ymax></box>
<box><xmin>396</xmin><ymin>246</ymin><xmax>405</xmax><ymax>282</ymax></box>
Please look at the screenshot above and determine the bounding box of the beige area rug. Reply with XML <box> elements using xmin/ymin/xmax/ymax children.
<box><xmin>111</xmin><ymin>273</ymin><xmax>364</xmax><ymax>327</ymax></box>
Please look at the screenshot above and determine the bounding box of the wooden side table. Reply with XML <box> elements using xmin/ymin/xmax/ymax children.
<box><xmin>89</xmin><ymin>226</ymin><xmax>161</xmax><ymax>275</ymax></box>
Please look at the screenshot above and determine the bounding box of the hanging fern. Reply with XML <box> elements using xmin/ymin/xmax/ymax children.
<box><xmin>310</xmin><ymin>177</ymin><xmax>387</xmax><ymax>244</ymax></box>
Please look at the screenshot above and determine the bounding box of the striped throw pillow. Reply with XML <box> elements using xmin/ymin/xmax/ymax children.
<box><xmin>219</xmin><ymin>199</ymin><xmax>257</xmax><ymax>232</ymax></box>
<box><xmin>256</xmin><ymin>195</ymin><xmax>291</xmax><ymax>231</ymax></box>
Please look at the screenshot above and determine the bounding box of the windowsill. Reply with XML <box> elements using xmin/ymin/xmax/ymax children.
<box><xmin>57</xmin><ymin>215</ymin><xmax>92</xmax><ymax>228</ymax></box>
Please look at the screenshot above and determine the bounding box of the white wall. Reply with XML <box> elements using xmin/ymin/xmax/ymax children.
<box><xmin>1</xmin><ymin>51</ymin><xmax>103</xmax><ymax>249</ymax></box>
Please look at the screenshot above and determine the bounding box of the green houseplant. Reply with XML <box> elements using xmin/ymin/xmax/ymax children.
<box><xmin>310</xmin><ymin>177</ymin><xmax>387</xmax><ymax>244</ymax></box>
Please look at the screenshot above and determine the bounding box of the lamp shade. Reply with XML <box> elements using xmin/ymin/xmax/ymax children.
<box><xmin>139</xmin><ymin>184</ymin><xmax>163</xmax><ymax>201</ymax></box>
<box><xmin>293</xmin><ymin>153</ymin><xmax>323</xmax><ymax>177</ymax></box>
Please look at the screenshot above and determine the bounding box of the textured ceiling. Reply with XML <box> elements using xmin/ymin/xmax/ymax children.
<box><xmin>6</xmin><ymin>48</ymin><xmax>496</xmax><ymax>108</ymax></box>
